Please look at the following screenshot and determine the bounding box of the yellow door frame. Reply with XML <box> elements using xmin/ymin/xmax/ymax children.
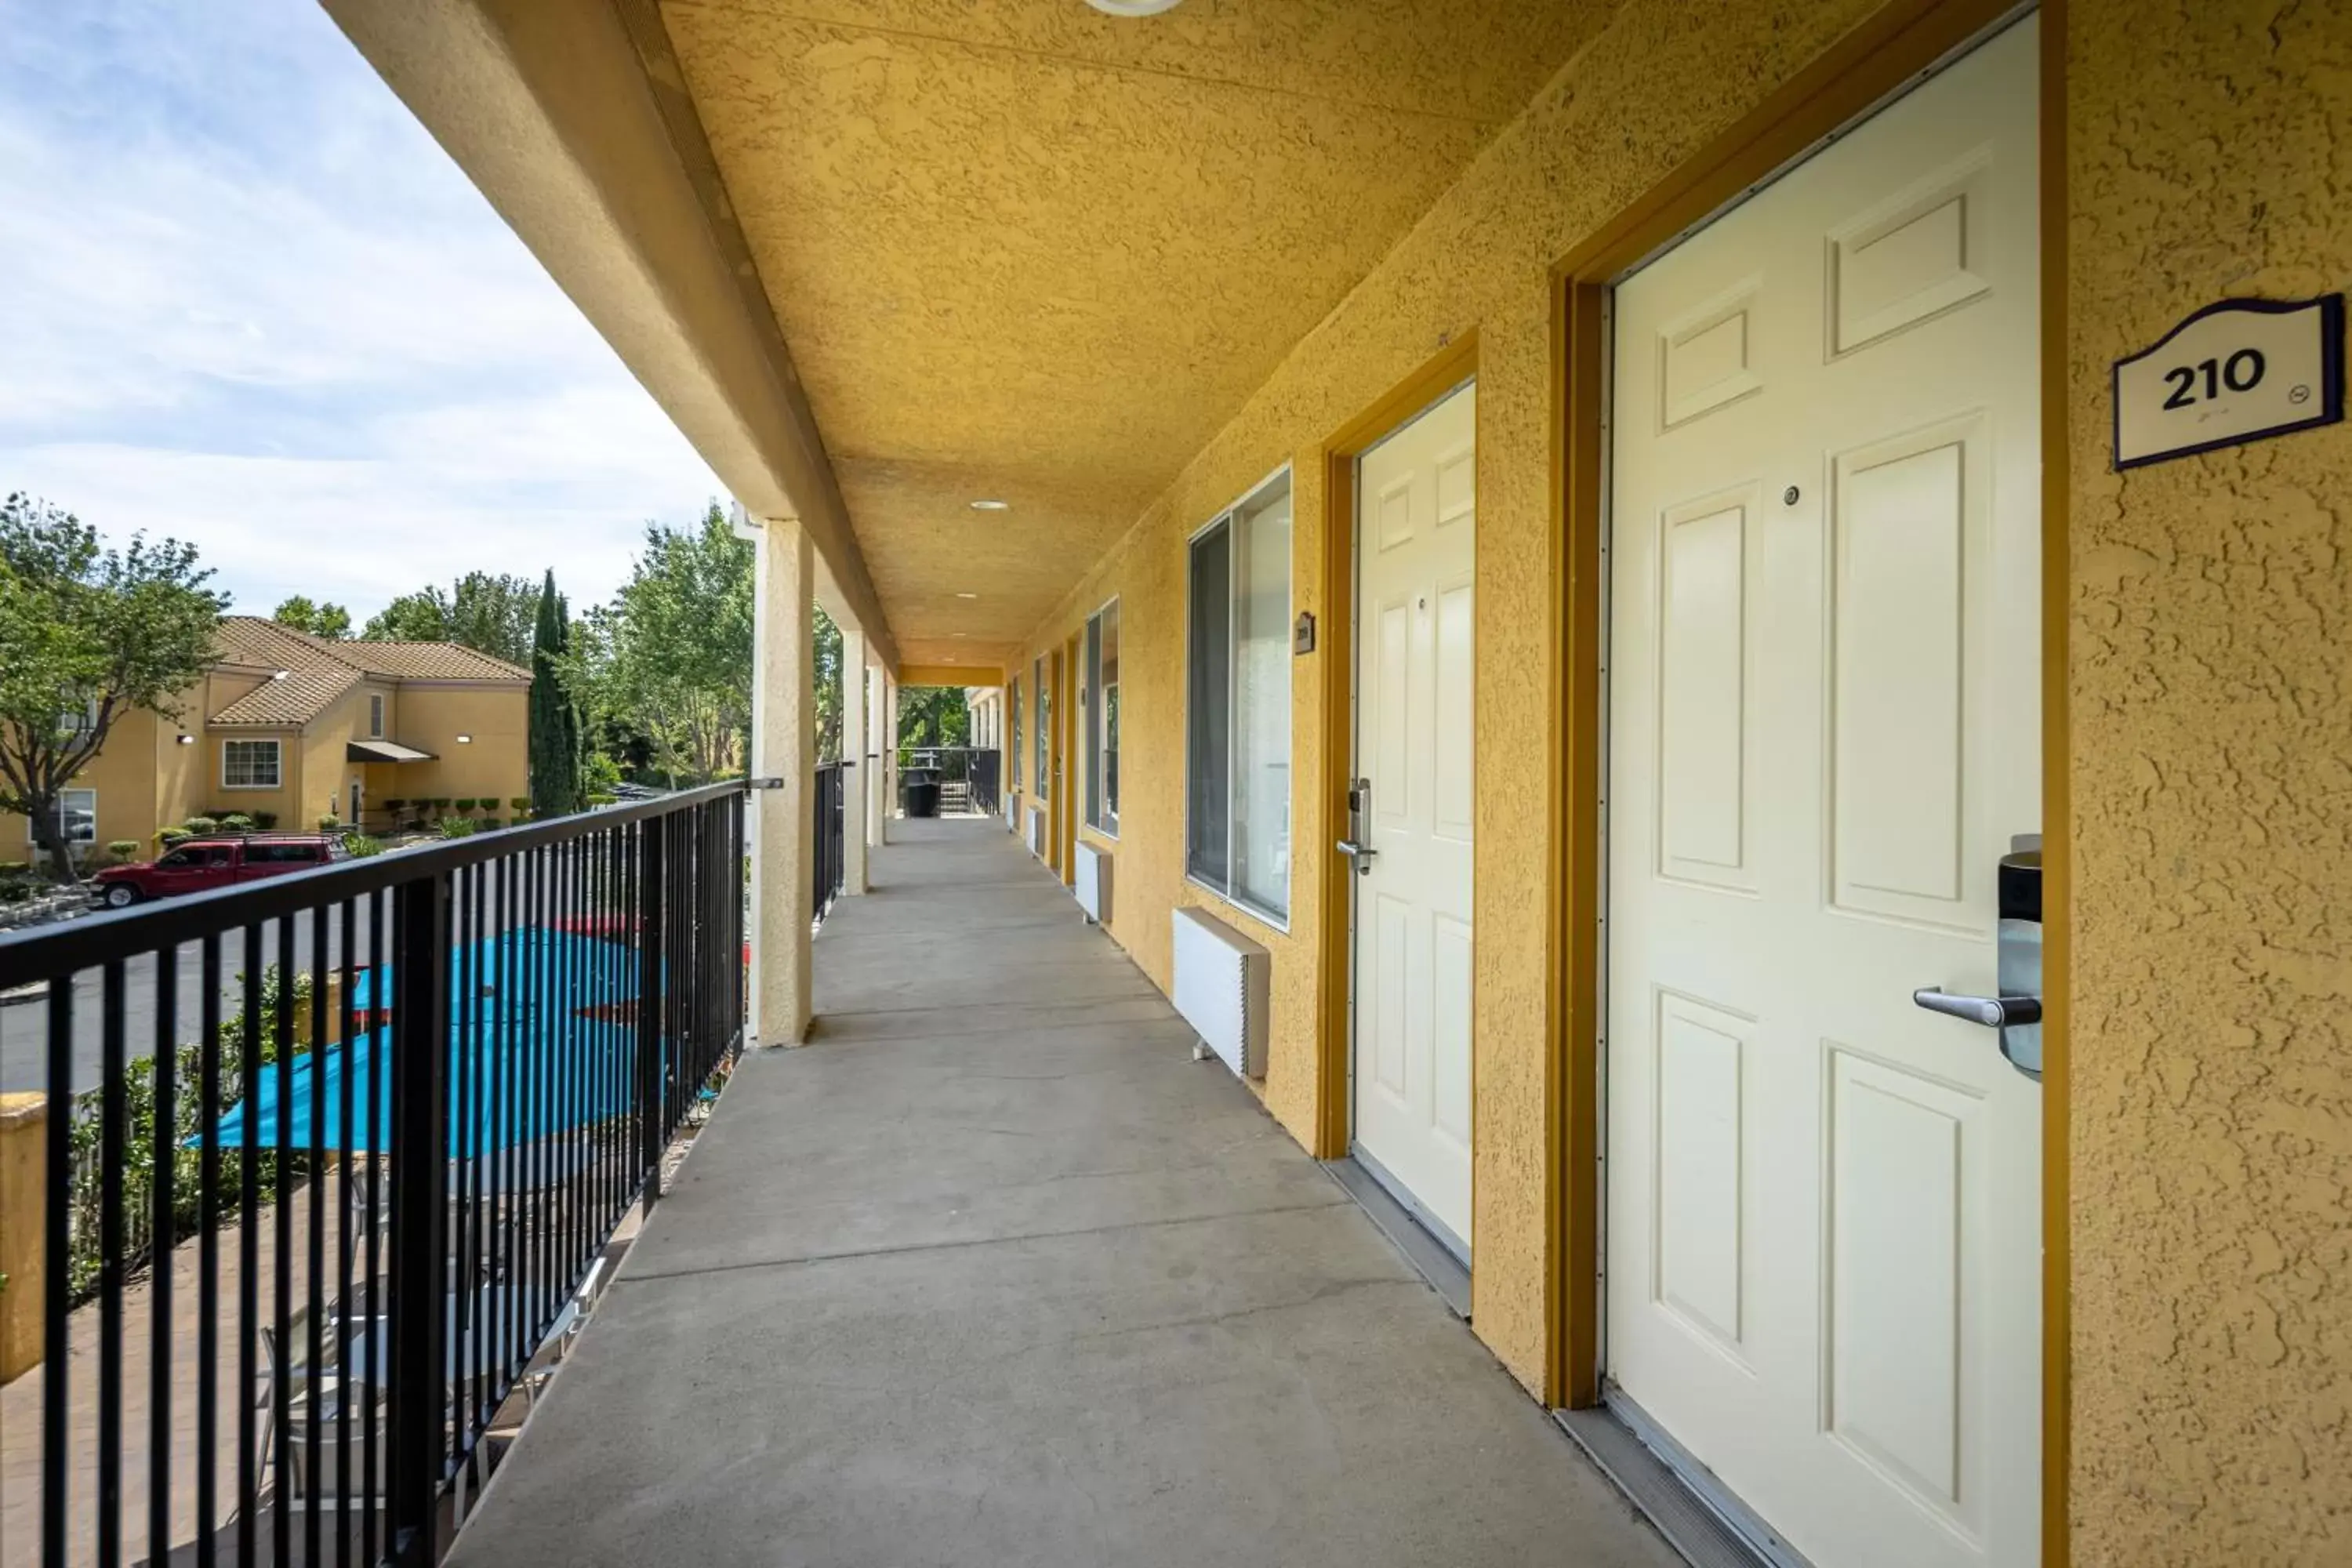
<box><xmin>1312</xmin><ymin>332</ymin><xmax>1482</xmax><ymax>1163</ymax></box>
<box><xmin>1540</xmin><ymin>4</ymin><xmax>2068</xmax><ymax>1566</ymax></box>
<box><xmin>1055</xmin><ymin>637</ymin><xmax>1079</xmax><ymax>884</ymax></box>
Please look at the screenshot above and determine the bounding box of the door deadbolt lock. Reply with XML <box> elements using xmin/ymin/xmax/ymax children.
<box><xmin>1913</xmin><ymin>837</ymin><xmax>2043</xmax><ymax>1080</ymax></box>
<box><xmin>1337</xmin><ymin>778</ymin><xmax>1377</xmax><ymax>876</ymax></box>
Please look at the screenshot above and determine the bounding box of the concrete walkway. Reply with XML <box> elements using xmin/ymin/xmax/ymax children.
<box><xmin>448</xmin><ymin>818</ymin><xmax>1675</xmax><ymax>1568</ymax></box>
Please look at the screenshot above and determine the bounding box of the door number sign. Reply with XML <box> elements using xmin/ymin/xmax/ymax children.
<box><xmin>2114</xmin><ymin>294</ymin><xmax>2343</xmax><ymax>469</ymax></box>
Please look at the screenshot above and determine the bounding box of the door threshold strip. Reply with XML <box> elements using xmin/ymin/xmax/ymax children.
<box><xmin>1321</xmin><ymin>1157</ymin><xmax>1470</xmax><ymax>1319</ymax></box>
<box><xmin>1554</xmin><ymin>1394</ymin><xmax>1811</xmax><ymax>1568</ymax></box>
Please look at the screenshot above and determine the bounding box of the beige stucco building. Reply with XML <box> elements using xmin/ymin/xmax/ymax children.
<box><xmin>321</xmin><ymin>1</ymin><xmax>2351</xmax><ymax>1563</ymax></box>
<box><xmin>4</xmin><ymin>615</ymin><xmax>530</xmax><ymax>857</ymax></box>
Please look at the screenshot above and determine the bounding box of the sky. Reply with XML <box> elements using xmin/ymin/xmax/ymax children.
<box><xmin>0</xmin><ymin>0</ymin><xmax>728</xmax><ymax>624</ymax></box>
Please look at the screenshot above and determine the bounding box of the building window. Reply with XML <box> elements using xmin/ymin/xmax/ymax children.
<box><xmin>223</xmin><ymin>738</ymin><xmax>282</xmax><ymax>789</ymax></box>
<box><xmin>1009</xmin><ymin>678</ymin><xmax>1023</xmax><ymax>789</ymax></box>
<box><xmin>1186</xmin><ymin>468</ymin><xmax>1292</xmax><ymax>924</ymax></box>
<box><xmin>368</xmin><ymin>694</ymin><xmax>384</xmax><ymax>738</ymax></box>
<box><xmin>27</xmin><ymin>789</ymin><xmax>96</xmax><ymax>846</ymax></box>
<box><xmin>1033</xmin><ymin>655</ymin><xmax>1050</xmax><ymax>797</ymax></box>
<box><xmin>1084</xmin><ymin>599</ymin><xmax>1120</xmax><ymax>835</ymax></box>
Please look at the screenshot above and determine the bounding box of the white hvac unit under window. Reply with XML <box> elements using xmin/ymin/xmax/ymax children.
<box><xmin>1025</xmin><ymin>804</ymin><xmax>1045</xmax><ymax>857</ymax></box>
<box><xmin>1171</xmin><ymin>906</ymin><xmax>1269</xmax><ymax>1079</ymax></box>
<box><xmin>1074</xmin><ymin>841</ymin><xmax>1112</xmax><ymax>924</ymax></box>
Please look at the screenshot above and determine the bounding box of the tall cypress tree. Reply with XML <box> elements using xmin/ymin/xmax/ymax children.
<box><xmin>529</xmin><ymin>570</ymin><xmax>581</xmax><ymax>817</ymax></box>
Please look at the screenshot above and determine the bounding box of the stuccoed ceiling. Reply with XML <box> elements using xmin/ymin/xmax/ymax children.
<box><xmin>658</xmin><ymin>0</ymin><xmax>1611</xmax><ymax>669</ymax></box>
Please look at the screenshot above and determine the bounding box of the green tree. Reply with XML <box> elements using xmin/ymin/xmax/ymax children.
<box><xmin>814</xmin><ymin>604</ymin><xmax>844</xmax><ymax>764</ymax></box>
<box><xmin>271</xmin><ymin>594</ymin><xmax>351</xmax><ymax>639</ymax></box>
<box><xmin>361</xmin><ymin>572</ymin><xmax>537</xmax><ymax>663</ymax></box>
<box><xmin>566</xmin><ymin>504</ymin><xmax>753</xmax><ymax>786</ymax></box>
<box><xmin>529</xmin><ymin>570</ymin><xmax>584</xmax><ymax>817</ymax></box>
<box><xmin>897</xmin><ymin>685</ymin><xmax>971</xmax><ymax>750</ymax></box>
<box><xmin>0</xmin><ymin>495</ymin><xmax>227</xmax><ymax>880</ymax></box>
<box><xmin>360</xmin><ymin>587</ymin><xmax>448</xmax><ymax>642</ymax></box>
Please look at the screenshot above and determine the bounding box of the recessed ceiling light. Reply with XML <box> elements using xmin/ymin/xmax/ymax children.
<box><xmin>968</xmin><ymin>499</ymin><xmax>1010</xmax><ymax>512</ymax></box>
<box><xmin>1086</xmin><ymin>0</ymin><xmax>1183</xmax><ymax>13</ymax></box>
<box><xmin>952</xmin><ymin>633</ymin><xmax>969</xmax><ymax>638</ymax></box>
<box><xmin>955</xmin><ymin>591</ymin><xmax>978</xmax><ymax>599</ymax></box>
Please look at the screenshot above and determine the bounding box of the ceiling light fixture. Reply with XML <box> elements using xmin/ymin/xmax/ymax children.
<box><xmin>955</xmin><ymin>591</ymin><xmax>978</xmax><ymax>599</ymax></box>
<box><xmin>968</xmin><ymin>499</ymin><xmax>1010</xmax><ymax>512</ymax></box>
<box><xmin>1086</xmin><ymin>0</ymin><xmax>1183</xmax><ymax>13</ymax></box>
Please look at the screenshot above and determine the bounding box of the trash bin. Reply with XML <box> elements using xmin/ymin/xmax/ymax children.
<box><xmin>903</xmin><ymin>768</ymin><xmax>941</xmax><ymax>819</ymax></box>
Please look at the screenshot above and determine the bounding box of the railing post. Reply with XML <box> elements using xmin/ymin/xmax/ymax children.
<box><xmin>637</xmin><ymin>818</ymin><xmax>666</xmax><ymax>1207</ymax></box>
<box><xmin>387</xmin><ymin>871</ymin><xmax>451</xmax><ymax>1567</ymax></box>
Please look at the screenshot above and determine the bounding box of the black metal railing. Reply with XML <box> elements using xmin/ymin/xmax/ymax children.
<box><xmin>967</xmin><ymin>751</ymin><xmax>1001</xmax><ymax>818</ymax></box>
<box><xmin>812</xmin><ymin>762</ymin><xmax>846</xmax><ymax>923</ymax></box>
<box><xmin>0</xmin><ymin>779</ymin><xmax>746</xmax><ymax>1568</ymax></box>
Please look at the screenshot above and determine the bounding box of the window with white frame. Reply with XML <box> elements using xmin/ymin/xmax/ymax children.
<box><xmin>368</xmin><ymin>694</ymin><xmax>384</xmax><ymax>738</ymax></box>
<box><xmin>1033</xmin><ymin>655</ymin><xmax>1051</xmax><ymax>797</ymax></box>
<box><xmin>223</xmin><ymin>738</ymin><xmax>282</xmax><ymax>789</ymax></box>
<box><xmin>1084</xmin><ymin>600</ymin><xmax>1120</xmax><ymax>834</ymax></box>
<box><xmin>1185</xmin><ymin>468</ymin><xmax>1292</xmax><ymax>922</ymax></box>
<box><xmin>1009</xmin><ymin>678</ymin><xmax>1022</xmax><ymax>789</ymax></box>
<box><xmin>27</xmin><ymin>789</ymin><xmax>96</xmax><ymax>846</ymax></box>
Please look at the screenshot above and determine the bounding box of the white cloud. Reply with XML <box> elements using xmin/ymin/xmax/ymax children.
<box><xmin>0</xmin><ymin>0</ymin><xmax>725</xmax><ymax>618</ymax></box>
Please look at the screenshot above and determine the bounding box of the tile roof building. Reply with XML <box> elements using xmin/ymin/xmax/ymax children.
<box><xmin>7</xmin><ymin>617</ymin><xmax>533</xmax><ymax>859</ymax></box>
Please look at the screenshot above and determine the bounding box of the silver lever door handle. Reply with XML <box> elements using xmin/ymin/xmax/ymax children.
<box><xmin>1335</xmin><ymin>839</ymin><xmax>1378</xmax><ymax>874</ymax></box>
<box><xmin>1912</xmin><ymin>987</ymin><xmax>2042</xmax><ymax>1029</ymax></box>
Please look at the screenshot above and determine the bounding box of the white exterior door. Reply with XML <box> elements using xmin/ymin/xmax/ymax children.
<box><xmin>1605</xmin><ymin>19</ymin><xmax>2040</xmax><ymax>1568</ymax></box>
<box><xmin>1352</xmin><ymin>380</ymin><xmax>1476</xmax><ymax>1253</ymax></box>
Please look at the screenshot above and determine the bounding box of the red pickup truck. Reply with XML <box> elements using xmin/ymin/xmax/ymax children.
<box><xmin>91</xmin><ymin>836</ymin><xmax>337</xmax><ymax>908</ymax></box>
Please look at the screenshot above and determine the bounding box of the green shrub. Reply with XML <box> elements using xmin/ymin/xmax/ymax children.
<box><xmin>156</xmin><ymin>828</ymin><xmax>191</xmax><ymax>848</ymax></box>
<box><xmin>437</xmin><ymin>816</ymin><xmax>477</xmax><ymax>838</ymax></box>
<box><xmin>252</xmin><ymin>811</ymin><xmax>278</xmax><ymax>829</ymax></box>
<box><xmin>317</xmin><ymin>813</ymin><xmax>341</xmax><ymax>831</ymax></box>
<box><xmin>587</xmin><ymin>792</ymin><xmax>618</xmax><ymax>807</ymax></box>
<box><xmin>509</xmin><ymin>797</ymin><xmax>530</xmax><ymax>811</ymax></box>
<box><xmin>217</xmin><ymin>814</ymin><xmax>256</xmax><ymax>833</ymax></box>
<box><xmin>180</xmin><ymin>816</ymin><xmax>218</xmax><ymax>836</ymax></box>
<box><xmin>63</xmin><ymin>967</ymin><xmax>315</xmax><ymax>1303</ymax></box>
<box><xmin>343</xmin><ymin>834</ymin><xmax>385</xmax><ymax>858</ymax></box>
<box><xmin>105</xmin><ymin>840</ymin><xmax>140</xmax><ymax>861</ymax></box>
<box><xmin>428</xmin><ymin>797</ymin><xmax>452</xmax><ymax>811</ymax></box>
<box><xmin>478</xmin><ymin>818</ymin><xmax>503</xmax><ymax>831</ymax></box>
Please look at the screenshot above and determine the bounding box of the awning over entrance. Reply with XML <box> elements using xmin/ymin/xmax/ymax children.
<box><xmin>347</xmin><ymin>739</ymin><xmax>435</xmax><ymax>763</ymax></box>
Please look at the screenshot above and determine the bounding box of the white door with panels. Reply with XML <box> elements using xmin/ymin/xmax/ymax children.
<box><xmin>1605</xmin><ymin>20</ymin><xmax>2041</xmax><ymax>1568</ymax></box>
<box><xmin>1348</xmin><ymin>380</ymin><xmax>1476</xmax><ymax>1254</ymax></box>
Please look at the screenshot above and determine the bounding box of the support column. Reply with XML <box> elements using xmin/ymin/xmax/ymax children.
<box><xmin>747</xmin><ymin>516</ymin><xmax>815</xmax><ymax>1047</ymax></box>
<box><xmin>840</xmin><ymin>621</ymin><xmax>869</xmax><ymax>895</ymax></box>
<box><xmin>865</xmin><ymin>663</ymin><xmax>886</xmax><ymax>850</ymax></box>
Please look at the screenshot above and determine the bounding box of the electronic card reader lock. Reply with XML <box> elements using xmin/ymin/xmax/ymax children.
<box><xmin>1913</xmin><ymin>834</ymin><xmax>2044</xmax><ymax>1081</ymax></box>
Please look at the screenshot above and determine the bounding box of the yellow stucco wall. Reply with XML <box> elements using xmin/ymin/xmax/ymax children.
<box><xmin>0</xmin><ymin>708</ymin><xmax>165</xmax><ymax>860</ymax></box>
<box><xmin>1013</xmin><ymin>0</ymin><xmax>1892</xmax><ymax>1391</ymax></box>
<box><xmin>1014</xmin><ymin>29</ymin><xmax>2352</xmax><ymax>1543</ymax></box>
<box><xmin>2065</xmin><ymin>2</ymin><xmax>2352</xmax><ymax>1561</ymax></box>
<box><xmin>392</xmin><ymin>684</ymin><xmax>529</xmax><ymax>813</ymax></box>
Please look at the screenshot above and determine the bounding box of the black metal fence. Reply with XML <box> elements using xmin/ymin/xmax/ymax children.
<box><xmin>0</xmin><ymin>779</ymin><xmax>747</xmax><ymax>1568</ymax></box>
<box><xmin>812</xmin><ymin>762</ymin><xmax>846</xmax><ymax>923</ymax></box>
<box><xmin>895</xmin><ymin>748</ymin><xmax>1000</xmax><ymax>817</ymax></box>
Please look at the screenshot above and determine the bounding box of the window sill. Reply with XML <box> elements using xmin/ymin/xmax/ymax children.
<box><xmin>1183</xmin><ymin>873</ymin><xmax>1290</xmax><ymax>938</ymax></box>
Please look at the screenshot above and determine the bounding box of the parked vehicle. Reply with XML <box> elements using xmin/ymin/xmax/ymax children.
<box><xmin>89</xmin><ymin>835</ymin><xmax>337</xmax><ymax>908</ymax></box>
